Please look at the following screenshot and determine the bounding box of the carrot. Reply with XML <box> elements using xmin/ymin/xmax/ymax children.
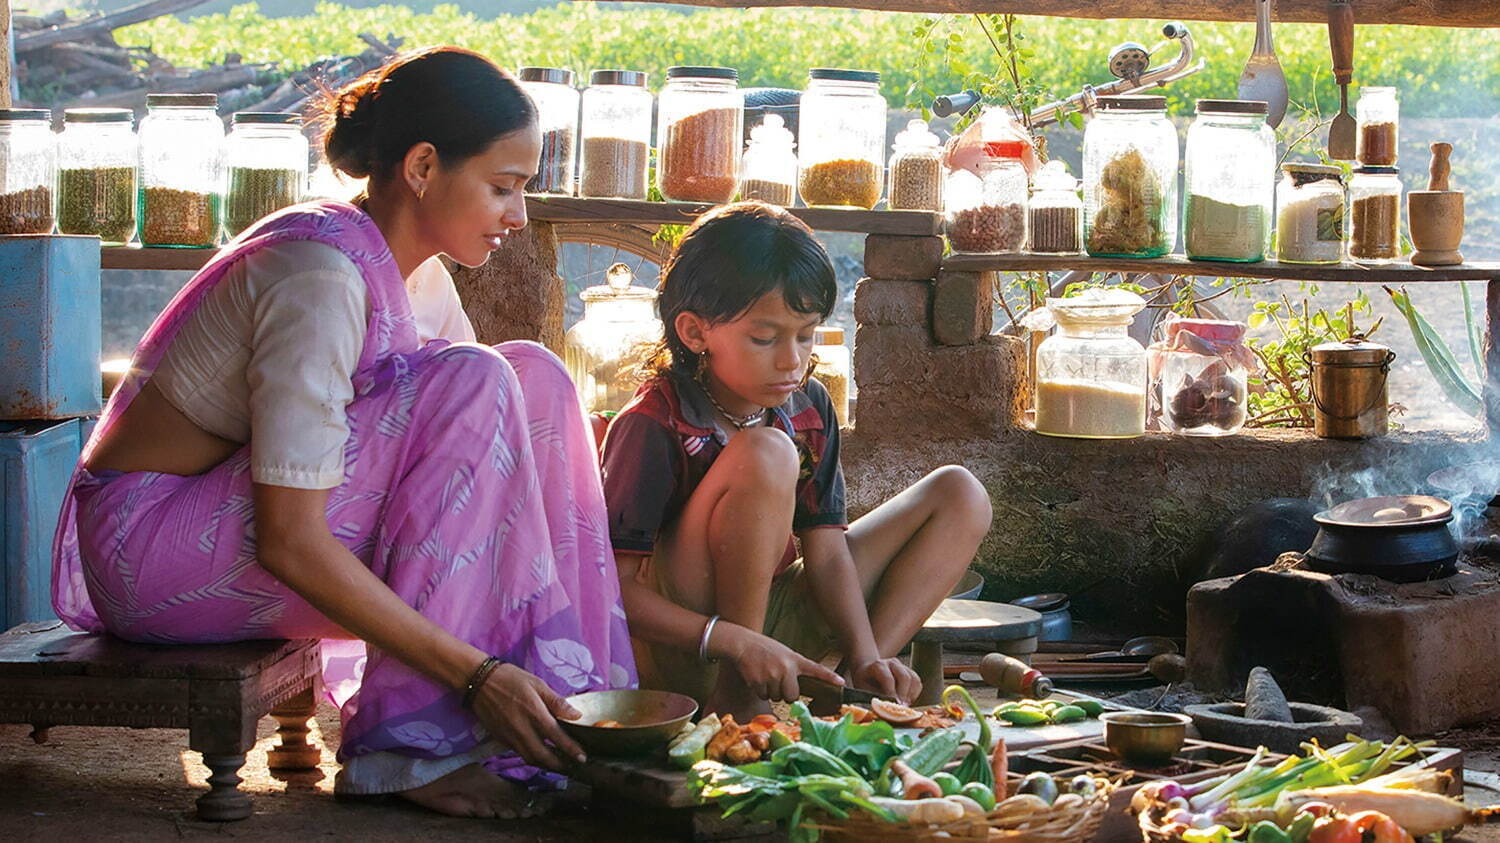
<box><xmin>991</xmin><ymin>737</ymin><xmax>1009</xmax><ymax>793</ymax></box>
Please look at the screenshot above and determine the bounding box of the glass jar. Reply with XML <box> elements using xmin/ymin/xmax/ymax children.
<box><xmin>1034</xmin><ymin>289</ymin><xmax>1148</xmax><ymax>439</ymax></box>
<box><xmin>739</xmin><ymin>115</ymin><xmax>797</xmax><ymax>206</ymax></box>
<box><xmin>519</xmin><ymin>67</ymin><xmax>578</xmax><ymax>195</ymax></box>
<box><xmin>578</xmin><ymin>70</ymin><xmax>652</xmax><ymax>200</ymax></box>
<box><xmin>1083</xmin><ymin>95</ymin><xmax>1178</xmax><ymax>258</ymax></box>
<box><xmin>1153</xmin><ymin>318</ymin><xmax>1250</xmax><ymax>437</ymax></box>
<box><xmin>57</xmin><ymin>108</ymin><xmax>136</xmax><ymax>243</ymax></box>
<box><xmin>1356</xmin><ymin>86</ymin><xmax>1399</xmax><ymax>167</ymax></box>
<box><xmin>138</xmin><ymin>93</ymin><xmax>224</xmax><ymax>248</ymax></box>
<box><xmin>944</xmin><ymin>141</ymin><xmax>1027</xmax><ymax>254</ymax></box>
<box><xmin>0</xmin><ymin>109</ymin><xmax>55</xmax><ymax>235</ymax></box>
<box><xmin>1029</xmin><ymin>159</ymin><xmax>1083</xmax><ymax>254</ymax></box>
<box><xmin>1276</xmin><ymin>163</ymin><xmax>1345</xmax><ymax>264</ymax></box>
<box><xmin>564</xmin><ymin>262</ymin><xmax>663</xmax><ymax>414</ymax></box>
<box><xmin>1184</xmin><ymin>100</ymin><xmax>1274</xmax><ymax>262</ymax></box>
<box><xmin>1348</xmin><ymin>166</ymin><xmax>1402</xmax><ymax>264</ymax></box>
<box><xmin>797</xmin><ymin>68</ymin><xmax>886</xmax><ymax>210</ymax></box>
<box><xmin>657</xmin><ymin>66</ymin><xmax>742</xmax><ymax>204</ymax></box>
<box><xmin>224</xmin><ymin>112</ymin><xmax>307</xmax><ymax>238</ymax></box>
<box><xmin>887</xmin><ymin>119</ymin><xmax>943</xmax><ymax>211</ymax></box>
<box><xmin>811</xmin><ymin>326</ymin><xmax>851</xmax><ymax>427</ymax></box>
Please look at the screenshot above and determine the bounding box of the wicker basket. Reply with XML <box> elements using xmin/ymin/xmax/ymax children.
<box><xmin>811</xmin><ymin>779</ymin><xmax>1114</xmax><ymax>843</ymax></box>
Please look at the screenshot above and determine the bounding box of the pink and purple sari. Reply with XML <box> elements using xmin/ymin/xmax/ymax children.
<box><xmin>51</xmin><ymin>200</ymin><xmax>635</xmax><ymax>790</ymax></box>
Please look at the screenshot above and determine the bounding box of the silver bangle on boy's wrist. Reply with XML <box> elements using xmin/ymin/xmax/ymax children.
<box><xmin>698</xmin><ymin>614</ymin><xmax>721</xmax><ymax>663</ymax></box>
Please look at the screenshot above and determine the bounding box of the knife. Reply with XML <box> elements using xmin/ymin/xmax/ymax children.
<box><xmin>799</xmin><ymin>675</ymin><xmax>879</xmax><ymax>706</ymax></box>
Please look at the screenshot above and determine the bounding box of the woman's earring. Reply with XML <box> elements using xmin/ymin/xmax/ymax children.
<box><xmin>416</xmin><ymin>185</ymin><xmax>426</xmax><ymax>202</ymax></box>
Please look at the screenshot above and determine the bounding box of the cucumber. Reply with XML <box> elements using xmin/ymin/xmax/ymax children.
<box><xmin>668</xmin><ymin>718</ymin><xmax>720</xmax><ymax>769</ymax></box>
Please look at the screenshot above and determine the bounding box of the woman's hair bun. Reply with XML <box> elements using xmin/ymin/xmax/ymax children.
<box><xmin>323</xmin><ymin>76</ymin><xmax>380</xmax><ymax>179</ymax></box>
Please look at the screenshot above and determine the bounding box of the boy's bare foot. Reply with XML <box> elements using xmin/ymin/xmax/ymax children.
<box><xmin>399</xmin><ymin>763</ymin><xmax>553</xmax><ymax>819</ymax></box>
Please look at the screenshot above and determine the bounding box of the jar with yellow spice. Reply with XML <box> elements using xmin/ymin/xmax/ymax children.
<box><xmin>797</xmin><ymin>69</ymin><xmax>886</xmax><ymax>209</ymax></box>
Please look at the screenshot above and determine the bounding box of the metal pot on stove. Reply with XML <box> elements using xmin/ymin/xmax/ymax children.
<box><xmin>1305</xmin><ymin>494</ymin><xmax>1459</xmax><ymax>582</ymax></box>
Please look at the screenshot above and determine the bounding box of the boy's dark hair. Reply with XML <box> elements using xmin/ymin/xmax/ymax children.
<box><xmin>650</xmin><ymin>202</ymin><xmax>837</xmax><ymax>375</ymax></box>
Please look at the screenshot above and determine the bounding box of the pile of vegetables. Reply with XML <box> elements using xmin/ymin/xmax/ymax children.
<box><xmin>992</xmin><ymin>697</ymin><xmax>1104</xmax><ymax>727</ymax></box>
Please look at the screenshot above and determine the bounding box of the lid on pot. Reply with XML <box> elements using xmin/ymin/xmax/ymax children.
<box><xmin>1314</xmin><ymin>494</ymin><xmax>1453</xmax><ymax>528</ymax></box>
<box><xmin>1010</xmin><ymin>593</ymin><xmax>1070</xmax><ymax>613</ymax></box>
<box><xmin>1309</xmin><ymin>336</ymin><xmax>1393</xmax><ymax>365</ymax></box>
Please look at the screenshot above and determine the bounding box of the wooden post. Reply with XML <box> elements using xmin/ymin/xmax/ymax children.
<box><xmin>1</xmin><ymin>0</ymin><xmax>12</xmax><ymax>108</ymax></box>
<box><xmin>1485</xmin><ymin>278</ymin><xmax>1500</xmax><ymax>437</ymax></box>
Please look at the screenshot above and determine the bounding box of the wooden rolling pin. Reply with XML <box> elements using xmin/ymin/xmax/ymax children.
<box><xmin>980</xmin><ymin>652</ymin><xmax>1054</xmax><ymax>698</ymax></box>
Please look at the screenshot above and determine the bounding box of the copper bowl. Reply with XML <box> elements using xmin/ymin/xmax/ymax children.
<box><xmin>560</xmin><ymin>689</ymin><xmax>699</xmax><ymax>758</ymax></box>
<box><xmin>1101</xmin><ymin>711</ymin><xmax>1190</xmax><ymax>765</ymax></box>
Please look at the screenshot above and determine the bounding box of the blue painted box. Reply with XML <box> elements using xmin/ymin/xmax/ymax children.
<box><xmin>0</xmin><ymin>236</ymin><xmax>102</xmax><ymax>419</ymax></box>
<box><xmin>1</xmin><ymin>418</ymin><xmax>84</xmax><ymax>629</ymax></box>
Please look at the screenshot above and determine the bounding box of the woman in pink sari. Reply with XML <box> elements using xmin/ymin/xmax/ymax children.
<box><xmin>51</xmin><ymin>47</ymin><xmax>634</xmax><ymax>818</ymax></box>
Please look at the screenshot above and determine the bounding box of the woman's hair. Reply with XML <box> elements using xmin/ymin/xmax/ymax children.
<box><xmin>321</xmin><ymin>46</ymin><xmax>536</xmax><ymax>180</ymax></box>
<box><xmin>648</xmin><ymin>202</ymin><xmax>838</xmax><ymax>376</ymax></box>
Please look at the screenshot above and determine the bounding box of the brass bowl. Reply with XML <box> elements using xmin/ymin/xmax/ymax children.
<box><xmin>1101</xmin><ymin>711</ymin><xmax>1190</xmax><ymax>765</ymax></box>
<box><xmin>560</xmin><ymin>689</ymin><xmax>699</xmax><ymax>758</ymax></box>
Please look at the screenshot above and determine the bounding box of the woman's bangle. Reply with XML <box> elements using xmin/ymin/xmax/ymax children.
<box><xmin>461</xmin><ymin>656</ymin><xmax>501</xmax><ymax>709</ymax></box>
<box><xmin>698</xmin><ymin>615</ymin><xmax>721</xmax><ymax>664</ymax></box>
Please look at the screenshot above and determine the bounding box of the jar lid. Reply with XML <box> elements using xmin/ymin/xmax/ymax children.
<box><xmin>1282</xmin><ymin>162</ymin><xmax>1343</xmax><ymax>183</ymax></box>
<box><xmin>63</xmin><ymin>107</ymin><xmax>131</xmax><ymax>124</ymax></box>
<box><xmin>0</xmin><ymin>108</ymin><xmax>51</xmax><ymax>122</ymax></box>
<box><xmin>1354</xmin><ymin>165</ymin><xmax>1400</xmax><ymax>175</ymax></box>
<box><xmin>232</xmin><ymin>111</ymin><xmax>302</xmax><ymax>125</ymax></box>
<box><xmin>892</xmin><ymin>118</ymin><xmax>941</xmax><ymax>151</ymax></box>
<box><xmin>815</xmin><ymin>326</ymin><xmax>845</xmax><ymax>345</ymax></box>
<box><xmin>667</xmin><ymin>66</ymin><xmax>738</xmax><ymax>81</ymax></box>
<box><xmin>808</xmin><ymin>68</ymin><xmax>879</xmax><ymax>84</ymax></box>
<box><xmin>1032</xmin><ymin>159</ymin><xmax>1078</xmax><ymax>192</ymax></box>
<box><xmin>1196</xmin><ymin>98</ymin><xmax>1269</xmax><ymax>115</ymax></box>
<box><xmin>1166</xmin><ymin>318</ymin><xmax>1246</xmax><ymax>345</ymax></box>
<box><xmin>581</xmin><ymin>262</ymin><xmax>658</xmax><ymax>303</ymax></box>
<box><xmin>982</xmin><ymin>140</ymin><xmax>1027</xmax><ymax>160</ymax></box>
<box><xmin>519</xmin><ymin>67</ymin><xmax>574</xmax><ymax>86</ymax></box>
<box><xmin>147</xmin><ymin>93</ymin><xmax>218</xmax><ymax>108</ymax></box>
<box><xmin>590</xmin><ymin>69</ymin><xmax>647</xmax><ymax>87</ymax></box>
<box><xmin>1044</xmin><ymin>287</ymin><xmax>1147</xmax><ymax>325</ymax></box>
<box><xmin>1310</xmin><ymin>336</ymin><xmax>1393</xmax><ymax>364</ymax></box>
<box><xmin>1097</xmin><ymin>94</ymin><xmax>1167</xmax><ymax>111</ymax></box>
<box><xmin>748</xmin><ymin>114</ymin><xmax>794</xmax><ymax>150</ymax></box>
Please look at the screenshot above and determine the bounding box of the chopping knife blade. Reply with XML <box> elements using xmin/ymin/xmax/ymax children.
<box><xmin>798</xmin><ymin>675</ymin><xmax>878</xmax><ymax>705</ymax></box>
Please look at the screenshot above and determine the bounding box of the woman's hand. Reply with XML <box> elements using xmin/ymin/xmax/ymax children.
<box><xmin>470</xmin><ymin>662</ymin><xmax>588</xmax><ymax>772</ymax></box>
<box><xmin>849</xmin><ymin>656</ymin><xmax>922</xmax><ymax>705</ymax></box>
<box><xmin>719</xmin><ymin>623</ymin><xmax>844</xmax><ymax>702</ymax></box>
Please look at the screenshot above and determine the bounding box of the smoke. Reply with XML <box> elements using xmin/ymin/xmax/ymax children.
<box><xmin>1305</xmin><ymin>435</ymin><xmax>1498</xmax><ymax>539</ymax></box>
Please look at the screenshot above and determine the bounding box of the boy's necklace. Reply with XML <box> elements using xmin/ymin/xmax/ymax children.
<box><xmin>700</xmin><ymin>380</ymin><xmax>768</xmax><ymax>430</ymax></box>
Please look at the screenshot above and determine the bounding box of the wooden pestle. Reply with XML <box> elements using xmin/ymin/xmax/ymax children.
<box><xmin>1429</xmin><ymin>142</ymin><xmax>1453</xmax><ymax>192</ymax></box>
<box><xmin>1409</xmin><ymin>141</ymin><xmax>1463</xmax><ymax>266</ymax></box>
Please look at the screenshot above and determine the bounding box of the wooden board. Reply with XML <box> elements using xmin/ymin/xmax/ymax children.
<box><xmin>912</xmin><ymin>598</ymin><xmax>1042</xmax><ymax>643</ymax></box>
<box><xmin>526</xmin><ymin>195</ymin><xmax>943</xmax><ymax>237</ymax></box>
<box><xmin>102</xmin><ymin>245</ymin><xmax>216</xmax><ymax>271</ymax></box>
<box><xmin>0</xmin><ymin>621</ymin><xmax>314</xmax><ymax>680</ymax></box>
<box><xmin>941</xmin><ymin>252</ymin><xmax>1500</xmax><ymax>284</ymax></box>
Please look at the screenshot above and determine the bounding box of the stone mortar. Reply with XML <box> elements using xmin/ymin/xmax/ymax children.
<box><xmin>1184</xmin><ymin>702</ymin><xmax>1364</xmax><ymax>753</ymax></box>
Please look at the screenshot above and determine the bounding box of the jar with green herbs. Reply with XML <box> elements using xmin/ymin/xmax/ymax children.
<box><xmin>138</xmin><ymin>93</ymin><xmax>224</xmax><ymax>247</ymax></box>
<box><xmin>0</xmin><ymin>109</ymin><xmax>56</xmax><ymax>235</ymax></box>
<box><xmin>225</xmin><ymin>112</ymin><xmax>307</xmax><ymax>238</ymax></box>
<box><xmin>57</xmin><ymin>108</ymin><xmax>136</xmax><ymax>243</ymax></box>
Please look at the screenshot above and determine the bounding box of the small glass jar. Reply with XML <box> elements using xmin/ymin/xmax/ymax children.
<box><xmin>564</xmin><ymin>263</ymin><xmax>663</xmax><ymax>414</ymax></box>
<box><xmin>657</xmin><ymin>66</ymin><xmax>742</xmax><ymax>204</ymax></box>
<box><xmin>739</xmin><ymin>115</ymin><xmax>797</xmax><ymax>206</ymax></box>
<box><xmin>797</xmin><ymin>68</ymin><xmax>886</xmax><ymax>210</ymax></box>
<box><xmin>138</xmin><ymin>93</ymin><xmax>224</xmax><ymax>248</ymax></box>
<box><xmin>1356</xmin><ymin>86</ymin><xmax>1399</xmax><ymax>167</ymax></box>
<box><xmin>1028</xmin><ymin>159</ymin><xmax>1083</xmax><ymax>254</ymax></box>
<box><xmin>1034</xmin><ymin>289</ymin><xmax>1148</xmax><ymax>439</ymax></box>
<box><xmin>518</xmin><ymin>67</ymin><xmax>578</xmax><ymax>195</ymax></box>
<box><xmin>1184</xmin><ymin>100</ymin><xmax>1274</xmax><ymax>262</ymax></box>
<box><xmin>0</xmin><ymin>109</ymin><xmax>55</xmax><ymax>235</ymax></box>
<box><xmin>944</xmin><ymin>141</ymin><xmax>1027</xmax><ymax>254</ymax></box>
<box><xmin>811</xmin><ymin>326</ymin><xmax>851</xmax><ymax>427</ymax></box>
<box><xmin>1155</xmin><ymin>318</ymin><xmax>1250</xmax><ymax>437</ymax></box>
<box><xmin>57</xmin><ymin>108</ymin><xmax>136</xmax><ymax>243</ymax></box>
<box><xmin>578</xmin><ymin>70</ymin><xmax>652</xmax><ymax>200</ymax></box>
<box><xmin>1083</xmin><ymin>95</ymin><xmax>1178</xmax><ymax>258</ymax></box>
<box><xmin>1276</xmin><ymin>163</ymin><xmax>1345</xmax><ymax>264</ymax></box>
<box><xmin>887</xmin><ymin>119</ymin><xmax>943</xmax><ymax>212</ymax></box>
<box><xmin>1348</xmin><ymin>166</ymin><xmax>1402</xmax><ymax>264</ymax></box>
<box><xmin>224</xmin><ymin>112</ymin><xmax>307</xmax><ymax>238</ymax></box>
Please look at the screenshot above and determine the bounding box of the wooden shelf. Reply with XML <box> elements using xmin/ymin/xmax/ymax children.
<box><xmin>525</xmin><ymin>195</ymin><xmax>942</xmax><ymax>236</ymax></box>
<box><xmin>941</xmin><ymin>253</ymin><xmax>1500</xmax><ymax>284</ymax></box>
<box><xmin>101</xmin><ymin>246</ymin><xmax>215</xmax><ymax>271</ymax></box>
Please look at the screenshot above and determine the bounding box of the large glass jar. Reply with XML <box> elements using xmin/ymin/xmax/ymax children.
<box><xmin>944</xmin><ymin>141</ymin><xmax>1027</xmax><ymax>254</ymax></box>
<box><xmin>1356</xmin><ymin>86</ymin><xmax>1399</xmax><ymax>167</ymax></box>
<box><xmin>1029</xmin><ymin>159</ymin><xmax>1083</xmax><ymax>254</ymax></box>
<box><xmin>1348</xmin><ymin>166</ymin><xmax>1402</xmax><ymax>264</ymax></box>
<box><xmin>0</xmin><ymin>109</ymin><xmax>55</xmax><ymax>235</ymax></box>
<box><xmin>579</xmin><ymin>70</ymin><xmax>651</xmax><ymax>200</ymax></box>
<box><xmin>1276</xmin><ymin>163</ymin><xmax>1345</xmax><ymax>264</ymax></box>
<box><xmin>1034</xmin><ymin>289</ymin><xmax>1148</xmax><ymax>439</ymax></box>
<box><xmin>657</xmin><ymin>66</ymin><xmax>741</xmax><ymax>204</ymax></box>
<box><xmin>138</xmin><ymin>93</ymin><xmax>224</xmax><ymax>248</ymax></box>
<box><xmin>519</xmin><ymin>67</ymin><xmax>579</xmax><ymax>195</ymax></box>
<box><xmin>224</xmin><ymin>112</ymin><xmax>307</xmax><ymax>238</ymax></box>
<box><xmin>57</xmin><ymin>108</ymin><xmax>136</xmax><ymax>243</ymax></box>
<box><xmin>564</xmin><ymin>263</ymin><xmax>663</xmax><ymax>414</ymax></box>
<box><xmin>1184</xmin><ymin>99</ymin><xmax>1274</xmax><ymax>262</ymax></box>
<box><xmin>1153</xmin><ymin>318</ymin><xmax>1251</xmax><ymax>437</ymax></box>
<box><xmin>888</xmin><ymin>119</ymin><xmax>944</xmax><ymax>211</ymax></box>
<box><xmin>740</xmin><ymin>115</ymin><xmax>797</xmax><ymax>206</ymax></box>
<box><xmin>797</xmin><ymin>69</ymin><xmax>886</xmax><ymax>210</ymax></box>
<box><xmin>1083</xmin><ymin>95</ymin><xmax>1178</xmax><ymax>258</ymax></box>
<box><xmin>811</xmin><ymin>326</ymin><xmax>851</xmax><ymax>427</ymax></box>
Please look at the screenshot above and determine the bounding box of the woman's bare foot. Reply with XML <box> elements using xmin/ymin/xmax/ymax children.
<box><xmin>399</xmin><ymin>763</ymin><xmax>553</xmax><ymax>819</ymax></box>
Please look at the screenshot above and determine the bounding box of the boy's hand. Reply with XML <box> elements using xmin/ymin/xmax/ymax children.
<box><xmin>849</xmin><ymin>657</ymin><xmax>922</xmax><ymax>705</ymax></box>
<box><xmin>723</xmin><ymin>624</ymin><xmax>844</xmax><ymax>702</ymax></box>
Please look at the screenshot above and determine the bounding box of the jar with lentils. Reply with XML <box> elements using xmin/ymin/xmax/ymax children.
<box><xmin>0</xmin><ymin>109</ymin><xmax>56</xmax><ymax>235</ymax></box>
<box><xmin>797</xmin><ymin>68</ymin><xmax>886</xmax><ymax>209</ymax></box>
<box><xmin>58</xmin><ymin>108</ymin><xmax>136</xmax><ymax>243</ymax></box>
<box><xmin>225</xmin><ymin>112</ymin><xmax>307</xmax><ymax>238</ymax></box>
<box><xmin>887</xmin><ymin>119</ymin><xmax>943</xmax><ymax>211</ymax></box>
<box><xmin>138</xmin><ymin>93</ymin><xmax>224</xmax><ymax>247</ymax></box>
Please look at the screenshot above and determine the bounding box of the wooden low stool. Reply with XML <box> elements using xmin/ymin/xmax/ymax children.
<box><xmin>0</xmin><ymin>620</ymin><xmax>322</xmax><ymax>822</ymax></box>
<box><xmin>910</xmin><ymin>599</ymin><xmax>1042</xmax><ymax>706</ymax></box>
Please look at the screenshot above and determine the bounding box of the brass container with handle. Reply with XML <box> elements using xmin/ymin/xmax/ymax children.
<box><xmin>1306</xmin><ymin>337</ymin><xmax>1396</xmax><ymax>438</ymax></box>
